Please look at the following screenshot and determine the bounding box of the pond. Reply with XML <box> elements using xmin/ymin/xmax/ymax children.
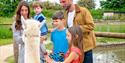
<box><xmin>93</xmin><ymin>44</ymin><xmax>125</xmax><ymax>63</ymax></box>
<box><xmin>45</xmin><ymin>39</ymin><xmax>125</xmax><ymax>63</ymax></box>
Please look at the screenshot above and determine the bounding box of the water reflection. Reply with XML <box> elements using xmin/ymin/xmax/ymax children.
<box><xmin>93</xmin><ymin>45</ymin><xmax>125</xmax><ymax>63</ymax></box>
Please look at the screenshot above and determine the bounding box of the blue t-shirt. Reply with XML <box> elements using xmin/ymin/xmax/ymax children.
<box><xmin>51</xmin><ymin>28</ymin><xmax>68</xmax><ymax>61</ymax></box>
<box><xmin>51</xmin><ymin>28</ymin><xmax>68</xmax><ymax>53</ymax></box>
<box><xmin>34</xmin><ymin>13</ymin><xmax>48</xmax><ymax>36</ymax></box>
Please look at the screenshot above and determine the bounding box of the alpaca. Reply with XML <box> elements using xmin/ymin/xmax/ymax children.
<box><xmin>21</xmin><ymin>16</ymin><xmax>45</xmax><ymax>63</ymax></box>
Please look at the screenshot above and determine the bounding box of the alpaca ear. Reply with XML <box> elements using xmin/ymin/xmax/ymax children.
<box><xmin>21</xmin><ymin>16</ymin><xmax>27</xmax><ymax>29</ymax></box>
<box><xmin>21</xmin><ymin>16</ymin><xmax>25</xmax><ymax>22</ymax></box>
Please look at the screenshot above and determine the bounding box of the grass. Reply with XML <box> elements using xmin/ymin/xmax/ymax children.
<box><xmin>0</xmin><ymin>38</ymin><xmax>13</xmax><ymax>46</ymax></box>
<box><xmin>45</xmin><ymin>43</ymin><xmax>53</xmax><ymax>50</ymax></box>
<box><xmin>95</xmin><ymin>23</ymin><xmax>125</xmax><ymax>33</ymax></box>
<box><xmin>97</xmin><ymin>37</ymin><xmax>125</xmax><ymax>43</ymax></box>
<box><xmin>6</xmin><ymin>56</ymin><xmax>14</xmax><ymax>63</ymax></box>
<box><xmin>95</xmin><ymin>23</ymin><xmax>125</xmax><ymax>43</ymax></box>
<box><xmin>0</xmin><ymin>17</ymin><xmax>13</xmax><ymax>24</ymax></box>
<box><xmin>0</xmin><ymin>25</ymin><xmax>12</xmax><ymax>39</ymax></box>
<box><xmin>0</xmin><ymin>17</ymin><xmax>125</xmax><ymax>46</ymax></box>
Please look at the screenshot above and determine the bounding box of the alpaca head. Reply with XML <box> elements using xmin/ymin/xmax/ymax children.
<box><xmin>21</xmin><ymin>16</ymin><xmax>45</xmax><ymax>37</ymax></box>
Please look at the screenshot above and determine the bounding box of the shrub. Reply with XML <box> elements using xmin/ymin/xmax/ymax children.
<box><xmin>90</xmin><ymin>9</ymin><xmax>104</xmax><ymax>19</ymax></box>
<box><xmin>0</xmin><ymin>0</ymin><xmax>19</xmax><ymax>17</ymax></box>
<box><xmin>0</xmin><ymin>25</ymin><xmax>12</xmax><ymax>39</ymax></box>
<box><xmin>42</xmin><ymin>9</ymin><xmax>56</xmax><ymax>18</ymax></box>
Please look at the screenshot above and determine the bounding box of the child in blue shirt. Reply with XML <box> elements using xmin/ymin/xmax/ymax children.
<box><xmin>32</xmin><ymin>1</ymin><xmax>48</xmax><ymax>63</ymax></box>
<box><xmin>49</xmin><ymin>11</ymin><xmax>68</xmax><ymax>62</ymax></box>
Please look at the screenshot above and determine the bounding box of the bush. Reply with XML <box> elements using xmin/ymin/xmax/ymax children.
<box><xmin>0</xmin><ymin>0</ymin><xmax>19</xmax><ymax>17</ymax></box>
<box><xmin>0</xmin><ymin>25</ymin><xmax>12</xmax><ymax>39</ymax></box>
<box><xmin>90</xmin><ymin>9</ymin><xmax>104</xmax><ymax>19</ymax></box>
<box><xmin>42</xmin><ymin>9</ymin><xmax>56</xmax><ymax>18</ymax></box>
<box><xmin>120</xmin><ymin>15</ymin><xmax>125</xmax><ymax>21</ymax></box>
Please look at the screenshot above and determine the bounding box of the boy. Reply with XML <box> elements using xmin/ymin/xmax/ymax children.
<box><xmin>50</xmin><ymin>11</ymin><xmax>68</xmax><ymax>62</ymax></box>
<box><xmin>32</xmin><ymin>1</ymin><xmax>48</xmax><ymax>63</ymax></box>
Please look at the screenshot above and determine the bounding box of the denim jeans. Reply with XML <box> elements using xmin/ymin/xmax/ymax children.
<box><xmin>83</xmin><ymin>50</ymin><xmax>93</xmax><ymax>63</ymax></box>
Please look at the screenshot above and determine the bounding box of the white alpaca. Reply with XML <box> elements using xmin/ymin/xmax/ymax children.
<box><xmin>21</xmin><ymin>16</ymin><xmax>45</xmax><ymax>63</ymax></box>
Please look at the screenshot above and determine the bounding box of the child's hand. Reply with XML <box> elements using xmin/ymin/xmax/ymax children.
<box><xmin>49</xmin><ymin>29</ymin><xmax>54</xmax><ymax>32</ymax></box>
<box><xmin>45</xmin><ymin>55</ymin><xmax>52</xmax><ymax>63</ymax></box>
<box><xmin>40</xmin><ymin>36</ymin><xmax>47</xmax><ymax>42</ymax></box>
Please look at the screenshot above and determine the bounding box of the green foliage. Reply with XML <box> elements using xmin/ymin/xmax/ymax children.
<box><xmin>0</xmin><ymin>0</ymin><xmax>19</xmax><ymax>17</ymax></box>
<box><xmin>78</xmin><ymin>0</ymin><xmax>95</xmax><ymax>9</ymax></box>
<box><xmin>100</xmin><ymin>0</ymin><xmax>125</xmax><ymax>11</ymax></box>
<box><xmin>0</xmin><ymin>25</ymin><xmax>12</xmax><ymax>39</ymax></box>
<box><xmin>90</xmin><ymin>9</ymin><xmax>104</xmax><ymax>19</ymax></box>
<box><xmin>120</xmin><ymin>15</ymin><xmax>125</xmax><ymax>21</ymax></box>
<box><xmin>39</xmin><ymin>1</ymin><xmax>62</xmax><ymax>10</ymax></box>
<box><xmin>42</xmin><ymin>9</ymin><xmax>56</xmax><ymax>18</ymax></box>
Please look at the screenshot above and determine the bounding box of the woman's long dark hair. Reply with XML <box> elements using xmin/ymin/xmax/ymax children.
<box><xmin>68</xmin><ymin>25</ymin><xmax>84</xmax><ymax>63</ymax></box>
<box><xmin>15</xmin><ymin>1</ymin><xmax>30</xmax><ymax>30</ymax></box>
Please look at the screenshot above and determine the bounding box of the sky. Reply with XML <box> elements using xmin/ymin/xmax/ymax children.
<box><xmin>39</xmin><ymin>0</ymin><xmax>101</xmax><ymax>9</ymax></box>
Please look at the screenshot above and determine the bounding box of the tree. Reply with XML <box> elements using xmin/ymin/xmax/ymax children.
<box><xmin>77</xmin><ymin>0</ymin><xmax>96</xmax><ymax>9</ymax></box>
<box><xmin>100</xmin><ymin>0</ymin><xmax>125</xmax><ymax>11</ymax></box>
<box><xmin>0</xmin><ymin>0</ymin><xmax>19</xmax><ymax>17</ymax></box>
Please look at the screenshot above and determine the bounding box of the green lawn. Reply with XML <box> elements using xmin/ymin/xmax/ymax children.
<box><xmin>95</xmin><ymin>23</ymin><xmax>125</xmax><ymax>33</ymax></box>
<box><xmin>0</xmin><ymin>17</ymin><xmax>13</xmax><ymax>24</ymax></box>
<box><xmin>6</xmin><ymin>56</ymin><xmax>14</xmax><ymax>63</ymax></box>
<box><xmin>0</xmin><ymin>25</ymin><xmax>12</xmax><ymax>46</ymax></box>
<box><xmin>0</xmin><ymin>25</ymin><xmax>12</xmax><ymax>39</ymax></box>
<box><xmin>0</xmin><ymin>17</ymin><xmax>125</xmax><ymax>46</ymax></box>
<box><xmin>0</xmin><ymin>38</ymin><xmax>13</xmax><ymax>46</ymax></box>
<box><xmin>95</xmin><ymin>23</ymin><xmax>125</xmax><ymax>43</ymax></box>
<box><xmin>96</xmin><ymin>37</ymin><xmax>125</xmax><ymax>43</ymax></box>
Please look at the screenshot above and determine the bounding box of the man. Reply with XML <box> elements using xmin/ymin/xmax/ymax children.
<box><xmin>59</xmin><ymin>0</ymin><xmax>96</xmax><ymax>63</ymax></box>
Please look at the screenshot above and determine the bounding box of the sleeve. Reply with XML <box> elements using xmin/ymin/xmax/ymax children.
<box><xmin>80</xmin><ymin>8</ymin><xmax>95</xmax><ymax>33</ymax></box>
<box><xmin>38</xmin><ymin>16</ymin><xmax>45</xmax><ymax>22</ymax></box>
<box><xmin>11</xmin><ymin>22</ymin><xmax>16</xmax><ymax>33</ymax></box>
<box><xmin>12</xmin><ymin>22</ymin><xmax>23</xmax><ymax>44</ymax></box>
<box><xmin>71</xmin><ymin>47</ymin><xmax>81</xmax><ymax>56</ymax></box>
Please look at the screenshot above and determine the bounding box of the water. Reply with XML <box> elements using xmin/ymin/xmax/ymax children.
<box><xmin>93</xmin><ymin>45</ymin><xmax>125</xmax><ymax>63</ymax></box>
<box><xmin>46</xmin><ymin>34</ymin><xmax>125</xmax><ymax>63</ymax></box>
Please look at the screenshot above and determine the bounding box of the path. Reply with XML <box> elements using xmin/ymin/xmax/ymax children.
<box><xmin>0</xmin><ymin>40</ymin><xmax>51</xmax><ymax>63</ymax></box>
<box><xmin>0</xmin><ymin>44</ymin><xmax>13</xmax><ymax>63</ymax></box>
<box><xmin>1</xmin><ymin>42</ymin><xmax>124</xmax><ymax>63</ymax></box>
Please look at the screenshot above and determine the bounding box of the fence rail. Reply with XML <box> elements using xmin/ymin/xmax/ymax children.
<box><xmin>95</xmin><ymin>32</ymin><xmax>125</xmax><ymax>39</ymax></box>
<box><xmin>0</xmin><ymin>23</ymin><xmax>12</xmax><ymax>25</ymax></box>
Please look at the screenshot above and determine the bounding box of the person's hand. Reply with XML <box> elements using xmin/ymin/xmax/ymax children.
<box><xmin>45</xmin><ymin>55</ymin><xmax>52</xmax><ymax>63</ymax></box>
<box><xmin>49</xmin><ymin>29</ymin><xmax>54</xmax><ymax>32</ymax></box>
<box><xmin>40</xmin><ymin>36</ymin><xmax>47</xmax><ymax>43</ymax></box>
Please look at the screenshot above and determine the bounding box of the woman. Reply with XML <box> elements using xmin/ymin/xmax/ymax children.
<box><xmin>12</xmin><ymin>1</ymin><xmax>30</xmax><ymax>63</ymax></box>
